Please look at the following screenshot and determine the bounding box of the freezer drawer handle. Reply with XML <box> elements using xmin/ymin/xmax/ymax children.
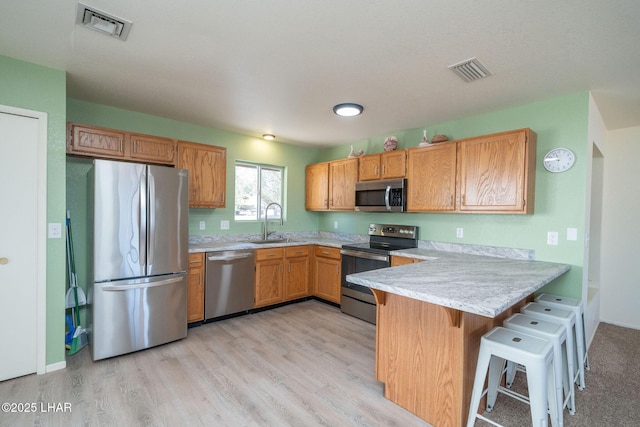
<box><xmin>101</xmin><ymin>276</ymin><xmax>183</xmax><ymax>291</ymax></box>
<box><xmin>207</xmin><ymin>253</ymin><xmax>253</xmax><ymax>262</ymax></box>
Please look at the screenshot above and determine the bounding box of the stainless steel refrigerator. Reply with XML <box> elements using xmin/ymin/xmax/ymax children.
<box><xmin>87</xmin><ymin>159</ymin><xmax>189</xmax><ymax>361</ymax></box>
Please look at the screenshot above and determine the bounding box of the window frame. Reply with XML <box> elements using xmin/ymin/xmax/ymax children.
<box><xmin>234</xmin><ymin>161</ymin><xmax>285</xmax><ymax>221</ymax></box>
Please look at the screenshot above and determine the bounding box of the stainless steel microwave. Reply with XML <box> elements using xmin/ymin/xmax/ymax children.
<box><xmin>355</xmin><ymin>178</ymin><xmax>407</xmax><ymax>212</ymax></box>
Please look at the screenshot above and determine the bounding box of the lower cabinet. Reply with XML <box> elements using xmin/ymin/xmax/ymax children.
<box><xmin>391</xmin><ymin>256</ymin><xmax>422</xmax><ymax>266</ymax></box>
<box><xmin>187</xmin><ymin>253</ymin><xmax>205</xmax><ymax>323</ymax></box>
<box><xmin>255</xmin><ymin>246</ymin><xmax>311</xmax><ymax>308</ymax></box>
<box><xmin>313</xmin><ymin>246</ymin><xmax>341</xmax><ymax>304</ymax></box>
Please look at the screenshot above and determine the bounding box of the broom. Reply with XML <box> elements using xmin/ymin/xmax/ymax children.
<box><xmin>66</xmin><ymin>211</ymin><xmax>87</xmax><ymax>355</ymax></box>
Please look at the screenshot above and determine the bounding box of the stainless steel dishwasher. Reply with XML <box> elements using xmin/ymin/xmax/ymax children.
<box><xmin>205</xmin><ymin>250</ymin><xmax>255</xmax><ymax>320</ymax></box>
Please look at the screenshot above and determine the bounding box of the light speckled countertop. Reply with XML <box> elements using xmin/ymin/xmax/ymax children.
<box><xmin>347</xmin><ymin>248</ymin><xmax>571</xmax><ymax>318</ymax></box>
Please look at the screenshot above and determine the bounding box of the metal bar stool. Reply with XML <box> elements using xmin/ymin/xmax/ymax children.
<box><xmin>467</xmin><ymin>326</ymin><xmax>560</xmax><ymax>427</ymax></box>
<box><xmin>521</xmin><ymin>302</ymin><xmax>581</xmax><ymax>393</ymax></box>
<box><xmin>535</xmin><ymin>293</ymin><xmax>589</xmax><ymax>389</ymax></box>
<box><xmin>504</xmin><ymin>313</ymin><xmax>576</xmax><ymax>419</ymax></box>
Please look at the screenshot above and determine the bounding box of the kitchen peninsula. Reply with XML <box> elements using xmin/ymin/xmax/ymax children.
<box><xmin>346</xmin><ymin>249</ymin><xmax>571</xmax><ymax>427</ymax></box>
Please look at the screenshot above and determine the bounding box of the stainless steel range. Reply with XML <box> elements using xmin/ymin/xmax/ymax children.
<box><xmin>340</xmin><ymin>223</ymin><xmax>418</xmax><ymax>324</ymax></box>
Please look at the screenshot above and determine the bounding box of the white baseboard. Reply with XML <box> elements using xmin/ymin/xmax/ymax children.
<box><xmin>45</xmin><ymin>360</ymin><xmax>66</xmax><ymax>373</ymax></box>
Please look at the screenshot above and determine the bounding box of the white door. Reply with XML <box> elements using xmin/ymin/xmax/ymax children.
<box><xmin>0</xmin><ymin>111</ymin><xmax>40</xmax><ymax>381</ymax></box>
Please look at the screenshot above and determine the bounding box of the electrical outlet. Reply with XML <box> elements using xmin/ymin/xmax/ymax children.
<box><xmin>456</xmin><ymin>228</ymin><xmax>463</xmax><ymax>238</ymax></box>
<box><xmin>48</xmin><ymin>223</ymin><xmax>62</xmax><ymax>239</ymax></box>
<box><xmin>333</xmin><ymin>221</ymin><xmax>338</xmax><ymax>229</ymax></box>
<box><xmin>547</xmin><ymin>231</ymin><xmax>559</xmax><ymax>246</ymax></box>
<box><xmin>220</xmin><ymin>220</ymin><xmax>230</xmax><ymax>230</ymax></box>
<box><xmin>199</xmin><ymin>220</ymin><xmax>206</xmax><ymax>231</ymax></box>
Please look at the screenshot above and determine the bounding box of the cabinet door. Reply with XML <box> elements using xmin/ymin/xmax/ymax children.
<box><xmin>187</xmin><ymin>253</ymin><xmax>204</xmax><ymax>323</ymax></box>
<box><xmin>407</xmin><ymin>143</ymin><xmax>457</xmax><ymax>212</ymax></box>
<box><xmin>329</xmin><ymin>158</ymin><xmax>358</xmax><ymax>210</ymax></box>
<box><xmin>67</xmin><ymin>123</ymin><xmax>127</xmax><ymax>159</ymax></box>
<box><xmin>458</xmin><ymin>129</ymin><xmax>534</xmax><ymax>213</ymax></box>
<box><xmin>285</xmin><ymin>255</ymin><xmax>310</xmax><ymax>300</ymax></box>
<box><xmin>178</xmin><ymin>141</ymin><xmax>227</xmax><ymax>208</ymax></box>
<box><xmin>255</xmin><ymin>258</ymin><xmax>284</xmax><ymax>307</ymax></box>
<box><xmin>305</xmin><ymin>163</ymin><xmax>329</xmax><ymax>210</ymax></box>
<box><xmin>130</xmin><ymin>134</ymin><xmax>176</xmax><ymax>165</ymax></box>
<box><xmin>358</xmin><ymin>154</ymin><xmax>381</xmax><ymax>181</ymax></box>
<box><xmin>314</xmin><ymin>257</ymin><xmax>341</xmax><ymax>303</ymax></box>
<box><xmin>381</xmin><ymin>149</ymin><xmax>407</xmax><ymax>178</ymax></box>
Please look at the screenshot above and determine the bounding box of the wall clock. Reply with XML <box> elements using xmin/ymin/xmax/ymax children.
<box><xmin>543</xmin><ymin>147</ymin><xmax>575</xmax><ymax>173</ymax></box>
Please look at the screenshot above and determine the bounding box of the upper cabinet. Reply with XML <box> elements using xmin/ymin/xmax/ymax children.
<box><xmin>407</xmin><ymin>128</ymin><xmax>536</xmax><ymax>214</ymax></box>
<box><xmin>359</xmin><ymin>150</ymin><xmax>407</xmax><ymax>181</ymax></box>
<box><xmin>66</xmin><ymin>123</ymin><xmax>176</xmax><ymax>165</ymax></box>
<box><xmin>457</xmin><ymin>128</ymin><xmax>536</xmax><ymax>214</ymax></box>
<box><xmin>306</xmin><ymin>158</ymin><xmax>358</xmax><ymax>211</ymax></box>
<box><xmin>407</xmin><ymin>143</ymin><xmax>457</xmax><ymax>212</ymax></box>
<box><xmin>177</xmin><ymin>141</ymin><xmax>227</xmax><ymax>208</ymax></box>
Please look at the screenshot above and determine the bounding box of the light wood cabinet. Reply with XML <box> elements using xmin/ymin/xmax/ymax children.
<box><xmin>305</xmin><ymin>162</ymin><xmax>329</xmax><ymax>210</ymax></box>
<box><xmin>255</xmin><ymin>247</ymin><xmax>285</xmax><ymax>308</ymax></box>
<box><xmin>66</xmin><ymin>123</ymin><xmax>177</xmax><ymax>165</ymax></box>
<box><xmin>407</xmin><ymin>143</ymin><xmax>457</xmax><ymax>212</ymax></box>
<box><xmin>177</xmin><ymin>141</ymin><xmax>227</xmax><ymax>208</ymax></box>
<box><xmin>359</xmin><ymin>150</ymin><xmax>407</xmax><ymax>181</ymax></box>
<box><xmin>407</xmin><ymin>128</ymin><xmax>536</xmax><ymax>214</ymax></box>
<box><xmin>187</xmin><ymin>253</ymin><xmax>205</xmax><ymax>323</ymax></box>
<box><xmin>284</xmin><ymin>246</ymin><xmax>311</xmax><ymax>300</ymax></box>
<box><xmin>313</xmin><ymin>246</ymin><xmax>341</xmax><ymax>304</ymax></box>
<box><xmin>457</xmin><ymin>128</ymin><xmax>535</xmax><ymax>214</ymax></box>
<box><xmin>305</xmin><ymin>158</ymin><xmax>358</xmax><ymax>211</ymax></box>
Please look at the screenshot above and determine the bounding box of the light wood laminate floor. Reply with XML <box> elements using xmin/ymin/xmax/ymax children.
<box><xmin>0</xmin><ymin>300</ymin><xmax>430</xmax><ymax>426</ymax></box>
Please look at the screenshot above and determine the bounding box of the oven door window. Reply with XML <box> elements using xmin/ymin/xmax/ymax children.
<box><xmin>341</xmin><ymin>254</ymin><xmax>389</xmax><ymax>294</ymax></box>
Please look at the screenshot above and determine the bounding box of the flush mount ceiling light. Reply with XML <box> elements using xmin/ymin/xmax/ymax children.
<box><xmin>262</xmin><ymin>134</ymin><xmax>275</xmax><ymax>141</ymax></box>
<box><xmin>333</xmin><ymin>103</ymin><xmax>364</xmax><ymax>117</ymax></box>
<box><xmin>76</xmin><ymin>2</ymin><xmax>132</xmax><ymax>41</ymax></box>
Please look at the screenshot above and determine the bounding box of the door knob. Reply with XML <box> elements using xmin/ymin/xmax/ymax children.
<box><xmin>0</xmin><ymin>257</ymin><xmax>8</xmax><ymax>265</ymax></box>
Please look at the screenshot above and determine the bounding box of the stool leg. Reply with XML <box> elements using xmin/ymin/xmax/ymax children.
<box><xmin>487</xmin><ymin>355</ymin><xmax>505</xmax><ymax>412</ymax></box>
<box><xmin>547</xmin><ymin>360</ymin><xmax>561</xmax><ymax>427</ymax></box>
<box><xmin>527</xmin><ymin>364</ymin><xmax>550</xmax><ymax>427</ymax></box>
<box><xmin>467</xmin><ymin>343</ymin><xmax>492</xmax><ymax>427</ymax></box>
<box><xmin>574</xmin><ymin>315</ymin><xmax>587</xmax><ymax>388</ymax></box>
<box><xmin>562</xmin><ymin>342</ymin><xmax>576</xmax><ymax>415</ymax></box>
<box><xmin>551</xmin><ymin>344</ymin><xmax>565</xmax><ymax>423</ymax></box>
<box><xmin>506</xmin><ymin>360</ymin><xmax>516</xmax><ymax>387</ymax></box>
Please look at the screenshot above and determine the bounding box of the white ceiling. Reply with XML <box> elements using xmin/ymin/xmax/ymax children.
<box><xmin>1</xmin><ymin>0</ymin><xmax>639</xmax><ymax>147</ymax></box>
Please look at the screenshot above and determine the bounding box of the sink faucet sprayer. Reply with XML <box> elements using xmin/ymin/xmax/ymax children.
<box><xmin>263</xmin><ymin>202</ymin><xmax>283</xmax><ymax>240</ymax></box>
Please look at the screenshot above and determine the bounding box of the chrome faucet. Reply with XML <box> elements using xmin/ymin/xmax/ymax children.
<box><xmin>263</xmin><ymin>202</ymin><xmax>283</xmax><ymax>240</ymax></box>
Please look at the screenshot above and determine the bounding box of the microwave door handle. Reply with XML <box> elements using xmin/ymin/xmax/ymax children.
<box><xmin>384</xmin><ymin>185</ymin><xmax>391</xmax><ymax>211</ymax></box>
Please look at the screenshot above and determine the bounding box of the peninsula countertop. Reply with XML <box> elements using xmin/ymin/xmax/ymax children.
<box><xmin>346</xmin><ymin>248</ymin><xmax>571</xmax><ymax>318</ymax></box>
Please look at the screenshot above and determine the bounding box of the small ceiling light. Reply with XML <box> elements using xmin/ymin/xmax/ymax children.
<box><xmin>262</xmin><ymin>134</ymin><xmax>275</xmax><ymax>141</ymax></box>
<box><xmin>333</xmin><ymin>103</ymin><xmax>364</xmax><ymax>117</ymax></box>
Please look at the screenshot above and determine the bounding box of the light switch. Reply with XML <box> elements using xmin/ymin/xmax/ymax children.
<box><xmin>567</xmin><ymin>227</ymin><xmax>578</xmax><ymax>241</ymax></box>
<box><xmin>48</xmin><ymin>223</ymin><xmax>62</xmax><ymax>239</ymax></box>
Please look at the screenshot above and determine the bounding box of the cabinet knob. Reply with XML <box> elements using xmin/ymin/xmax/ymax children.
<box><xmin>0</xmin><ymin>257</ymin><xmax>8</xmax><ymax>265</ymax></box>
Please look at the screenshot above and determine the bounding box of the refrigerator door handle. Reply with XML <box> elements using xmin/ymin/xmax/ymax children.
<box><xmin>148</xmin><ymin>169</ymin><xmax>155</xmax><ymax>267</ymax></box>
<box><xmin>139</xmin><ymin>168</ymin><xmax>148</xmax><ymax>273</ymax></box>
<box><xmin>101</xmin><ymin>276</ymin><xmax>183</xmax><ymax>292</ymax></box>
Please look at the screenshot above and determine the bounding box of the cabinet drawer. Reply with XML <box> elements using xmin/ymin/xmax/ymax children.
<box><xmin>189</xmin><ymin>252</ymin><xmax>204</xmax><ymax>267</ymax></box>
<box><xmin>285</xmin><ymin>245</ymin><xmax>311</xmax><ymax>258</ymax></box>
<box><xmin>314</xmin><ymin>246</ymin><xmax>340</xmax><ymax>260</ymax></box>
<box><xmin>256</xmin><ymin>247</ymin><xmax>285</xmax><ymax>261</ymax></box>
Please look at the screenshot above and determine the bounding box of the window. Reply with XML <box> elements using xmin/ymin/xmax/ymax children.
<box><xmin>234</xmin><ymin>162</ymin><xmax>284</xmax><ymax>221</ymax></box>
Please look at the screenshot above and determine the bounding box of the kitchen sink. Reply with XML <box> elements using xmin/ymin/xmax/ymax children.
<box><xmin>250</xmin><ymin>238</ymin><xmax>291</xmax><ymax>244</ymax></box>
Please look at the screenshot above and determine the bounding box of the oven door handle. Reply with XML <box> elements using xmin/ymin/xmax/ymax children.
<box><xmin>340</xmin><ymin>249</ymin><xmax>389</xmax><ymax>263</ymax></box>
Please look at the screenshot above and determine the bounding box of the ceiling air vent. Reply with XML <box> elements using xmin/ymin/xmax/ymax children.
<box><xmin>448</xmin><ymin>57</ymin><xmax>492</xmax><ymax>82</ymax></box>
<box><xmin>76</xmin><ymin>2</ymin><xmax>132</xmax><ymax>41</ymax></box>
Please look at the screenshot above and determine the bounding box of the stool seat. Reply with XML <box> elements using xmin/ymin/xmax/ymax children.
<box><xmin>467</xmin><ymin>326</ymin><xmax>560</xmax><ymax>427</ymax></box>
<box><xmin>535</xmin><ymin>293</ymin><xmax>589</xmax><ymax>389</ymax></box>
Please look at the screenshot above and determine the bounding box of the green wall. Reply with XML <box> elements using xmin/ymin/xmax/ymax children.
<box><xmin>0</xmin><ymin>55</ymin><xmax>67</xmax><ymax>365</ymax></box>
<box><xmin>317</xmin><ymin>92</ymin><xmax>590</xmax><ymax>299</ymax></box>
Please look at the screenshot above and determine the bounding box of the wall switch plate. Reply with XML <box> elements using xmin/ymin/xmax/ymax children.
<box><xmin>333</xmin><ymin>221</ymin><xmax>338</xmax><ymax>229</ymax></box>
<box><xmin>48</xmin><ymin>223</ymin><xmax>62</xmax><ymax>239</ymax></box>
<box><xmin>456</xmin><ymin>228</ymin><xmax>463</xmax><ymax>238</ymax></box>
<box><xmin>547</xmin><ymin>231</ymin><xmax>559</xmax><ymax>246</ymax></box>
<box><xmin>220</xmin><ymin>220</ymin><xmax>230</xmax><ymax>230</ymax></box>
<box><xmin>199</xmin><ymin>220</ymin><xmax>206</xmax><ymax>231</ymax></box>
<box><xmin>567</xmin><ymin>227</ymin><xmax>578</xmax><ymax>241</ymax></box>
